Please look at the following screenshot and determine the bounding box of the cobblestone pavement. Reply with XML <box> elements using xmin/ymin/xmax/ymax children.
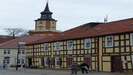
<box><xmin>0</xmin><ymin>67</ymin><xmax>132</xmax><ymax>75</ymax></box>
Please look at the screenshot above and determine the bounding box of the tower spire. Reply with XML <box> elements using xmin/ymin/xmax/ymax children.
<box><xmin>46</xmin><ymin>0</ymin><xmax>49</xmax><ymax>3</ymax></box>
<box><xmin>38</xmin><ymin>1</ymin><xmax>55</xmax><ymax>20</ymax></box>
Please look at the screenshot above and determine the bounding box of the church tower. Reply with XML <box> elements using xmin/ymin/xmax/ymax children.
<box><xmin>29</xmin><ymin>1</ymin><xmax>61</xmax><ymax>36</ymax></box>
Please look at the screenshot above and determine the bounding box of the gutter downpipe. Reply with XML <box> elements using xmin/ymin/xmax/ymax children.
<box><xmin>96</xmin><ymin>37</ymin><xmax>99</xmax><ymax>72</ymax></box>
<box><xmin>33</xmin><ymin>45</ymin><xmax>35</xmax><ymax>66</ymax></box>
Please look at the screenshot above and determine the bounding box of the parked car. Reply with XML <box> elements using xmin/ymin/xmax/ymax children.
<box><xmin>10</xmin><ymin>64</ymin><xmax>21</xmax><ymax>67</ymax></box>
<box><xmin>0</xmin><ymin>64</ymin><xmax>5</xmax><ymax>69</ymax></box>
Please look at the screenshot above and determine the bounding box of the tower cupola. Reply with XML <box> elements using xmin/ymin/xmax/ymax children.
<box><xmin>38</xmin><ymin>2</ymin><xmax>55</xmax><ymax>20</ymax></box>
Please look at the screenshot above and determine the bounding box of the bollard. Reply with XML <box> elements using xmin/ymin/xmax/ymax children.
<box><xmin>96</xmin><ymin>66</ymin><xmax>99</xmax><ymax>72</ymax></box>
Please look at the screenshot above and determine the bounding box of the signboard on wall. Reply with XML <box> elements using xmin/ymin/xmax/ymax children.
<box><xmin>4</xmin><ymin>56</ymin><xmax>10</xmax><ymax>59</ymax></box>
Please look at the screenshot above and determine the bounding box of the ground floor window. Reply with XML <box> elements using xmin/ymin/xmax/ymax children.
<box><xmin>44</xmin><ymin>57</ymin><xmax>49</xmax><ymax>66</ymax></box>
<box><xmin>55</xmin><ymin>57</ymin><xmax>59</xmax><ymax>66</ymax></box>
<box><xmin>18</xmin><ymin>59</ymin><xmax>25</xmax><ymax>65</ymax></box>
<box><xmin>3</xmin><ymin>59</ymin><xmax>10</xmax><ymax>64</ymax></box>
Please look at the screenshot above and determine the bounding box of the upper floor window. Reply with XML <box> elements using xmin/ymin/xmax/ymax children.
<box><xmin>130</xmin><ymin>33</ymin><xmax>133</xmax><ymax>45</ymax></box>
<box><xmin>55</xmin><ymin>42</ymin><xmax>60</xmax><ymax>51</ymax></box>
<box><xmin>84</xmin><ymin>38</ymin><xmax>91</xmax><ymax>49</ymax></box>
<box><xmin>3</xmin><ymin>50</ymin><xmax>11</xmax><ymax>54</ymax></box>
<box><xmin>44</xmin><ymin>43</ymin><xmax>48</xmax><ymax>51</ymax></box>
<box><xmin>19</xmin><ymin>50</ymin><xmax>25</xmax><ymax>54</ymax></box>
<box><xmin>67</xmin><ymin>40</ymin><xmax>73</xmax><ymax>50</ymax></box>
<box><xmin>105</xmin><ymin>36</ymin><xmax>113</xmax><ymax>47</ymax></box>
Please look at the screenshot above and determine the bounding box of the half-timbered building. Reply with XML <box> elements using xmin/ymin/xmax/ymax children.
<box><xmin>26</xmin><ymin>18</ymin><xmax>133</xmax><ymax>73</ymax></box>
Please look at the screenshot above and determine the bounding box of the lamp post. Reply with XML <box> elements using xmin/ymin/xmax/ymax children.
<box><xmin>16</xmin><ymin>42</ymin><xmax>26</xmax><ymax>70</ymax></box>
<box><xmin>16</xmin><ymin>45</ymin><xmax>20</xmax><ymax>70</ymax></box>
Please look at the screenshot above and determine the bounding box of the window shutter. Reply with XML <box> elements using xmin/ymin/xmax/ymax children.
<box><xmin>59</xmin><ymin>57</ymin><xmax>62</xmax><ymax>66</ymax></box>
<box><xmin>88</xmin><ymin>57</ymin><xmax>91</xmax><ymax>66</ymax></box>
<box><xmin>70</xmin><ymin>58</ymin><xmax>73</xmax><ymax>66</ymax></box>
<box><xmin>51</xmin><ymin>57</ymin><xmax>55</xmax><ymax>65</ymax></box>
<box><xmin>47</xmin><ymin>57</ymin><xmax>50</xmax><ymax>65</ymax></box>
<box><xmin>66</xmin><ymin>58</ymin><xmax>68</xmax><ymax>66</ymax></box>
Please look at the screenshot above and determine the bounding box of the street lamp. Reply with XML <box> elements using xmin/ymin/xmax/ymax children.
<box><xmin>16</xmin><ymin>45</ymin><xmax>20</xmax><ymax>70</ymax></box>
<box><xmin>16</xmin><ymin>42</ymin><xmax>26</xmax><ymax>70</ymax></box>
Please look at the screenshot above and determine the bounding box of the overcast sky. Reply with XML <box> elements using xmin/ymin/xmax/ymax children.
<box><xmin>0</xmin><ymin>0</ymin><xmax>133</xmax><ymax>35</ymax></box>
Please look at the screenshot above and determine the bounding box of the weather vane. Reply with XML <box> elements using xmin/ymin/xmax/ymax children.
<box><xmin>46</xmin><ymin>0</ymin><xmax>49</xmax><ymax>3</ymax></box>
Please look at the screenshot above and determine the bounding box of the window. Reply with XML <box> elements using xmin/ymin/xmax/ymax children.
<box><xmin>105</xmin><ymin>36</ymin><xmax>113</xmax><ymax>47</ymax></box>
<box><xmin>3</xmin><ymin>59</ymin><xmax>10</xmax><ymax>64</ymax></box>
<box><xmin>39</xmin><ymin>21</ymin><xmax>43</xmax><ymax>24</ymax></box>
<box><xmin>44</xmin><ymin>57</ymin><xmax>49</xmax><ymax>66</ymax></box>
<box><xmin>39</xmin><ymin>26</ymin><xmax>43</xmax><ymax>30</ymax></box>
<box><xmin>18</xmin><ymin>59</ymin><xmax>25</xmax><ymax>65</ymax></box>
<box><xmin>55</xmin><ymin>42</ymin><xmax>60</xmax><ymax>51</ymax></box>
<box><xmin>52</xmin><ymin>22</ymin><xmax>55</xmax><ymax>24</ymax></box>
<box><xmin>67</xmin><ymin>40</ymin><xmax>73</xmax><ymax>50</ymax></box>
<box><xmin>3</xmin><ymin>50</ymin><xmax>11</xmax><ymax>54</ymax></box>
<box><xmin>44</xmin><ymin>43</ymin><xmax>48</xmax><ymax>51</ymax></box>
<box><xmin>130</xmin><ymin>33</ymin><xmax>133</xmax><ymax>45</ymax></box>
<box><xmin>19</xmin><ymin>50</ymin><xmax>25</xmax><ymax>54</ymax></box>
<box><xmin>55</xmin><ymin>57</ymin><xmax>60</xmax><ymax>66</ymax></box>
<box><xmin>84</xmin><ymin>38</ymin><xmax>91</xmax><ymax>49</ymax></box>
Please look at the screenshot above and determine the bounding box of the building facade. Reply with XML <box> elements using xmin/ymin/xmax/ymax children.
<box><xmin>26</xmin><ymin>18</ymin><xmax>133</xmax><ymax>73</ymax></box>
<box><xmin>0</xmin><ymin>35</ymin><xmax>47</xmax><ymax>67</ymax></box>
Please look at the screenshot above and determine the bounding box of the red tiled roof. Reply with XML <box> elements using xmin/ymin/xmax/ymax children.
<box><xmin>0</xmin><ymin>35</ymin><xmax>15</xmax><ymax>43</ymax></box>
<box><xmin>27</xmin><ymin>18</ymin><xmax>133</xmax><ymax>45</ymax></box>
<box><xmin>0</xmin><ymin>35</ymin><xmax>48</xmax><ymax>48</ymax></box>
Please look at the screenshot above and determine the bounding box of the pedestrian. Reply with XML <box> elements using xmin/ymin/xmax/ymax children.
<box><xmin>69</xmin><ymin>62</ymin><xmax>80</xmax><ymax>75</ymax></box>
<box><xmin>80</xmin><ymin>62</ymin><xmax>89</xmax><ymax>74</ymax></box>
<box><xmin>21</xmin><ymin>63</ymin><xmax>24</xmax><ymax>68</ymax></box>
<box><xmin>3</xmin><ymin>64</ymin><xmax>5</xmax><ymax>69</ymax></box>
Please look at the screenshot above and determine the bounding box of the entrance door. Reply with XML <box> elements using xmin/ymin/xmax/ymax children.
<box><xmin>111</xmin><ymin>56</ymin><xmax>121</xmax><ymax>72</ymax></box>
<box><xmin>66</xmin><ymin>57</ymin><xmax>73</xmax><ymax>66</ymax></box>
<box><xmin>28</xmin><ymin>58</ymin><xmax>32</xmax><ymax>67</ymax></box>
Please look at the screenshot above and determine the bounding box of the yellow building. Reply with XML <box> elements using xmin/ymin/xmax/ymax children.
<box><xmin>26</xmin><ymin>18</ymin><xmax>133</xmax><ymax>73</ymax></box>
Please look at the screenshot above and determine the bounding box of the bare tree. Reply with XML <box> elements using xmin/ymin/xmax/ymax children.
<box><xmin>4</xmin><ymin>28</ymin><xmax>28</xmax><ymax>38</ymax></box>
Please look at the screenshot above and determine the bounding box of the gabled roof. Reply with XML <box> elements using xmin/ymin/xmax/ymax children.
<box><xmin>0</xmin><ymin>35</ymin><xmax>15</xmax><ymax>43</ymax></box>
<box><xmin>0</xmin><ymin>35</ymin><xmax>48</xmax><ymax>48</ymax></box>
<box><xmin>27</xmin><ymin>18</ymin><xmax>133</xmax><ymax>45</ymax></box>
